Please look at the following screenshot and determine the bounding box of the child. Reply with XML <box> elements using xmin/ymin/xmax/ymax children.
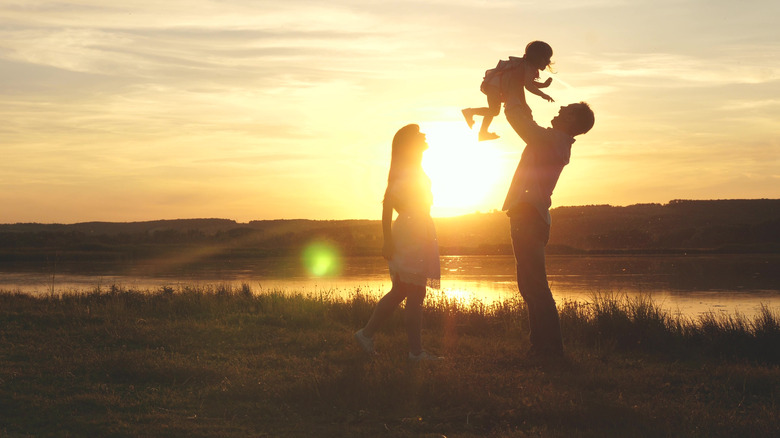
<box><xmin>462</xmin><ymin>40</ymin><xmax>555</xmax><ymax>141</ymax></box>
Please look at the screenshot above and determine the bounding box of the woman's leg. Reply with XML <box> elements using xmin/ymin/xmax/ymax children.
<box><xmin>362</xmin><ymin>281</ymin><xmax>408</xmax><ymax>338</ymax></box>
<box><xmin>404</xmin><ymin>282</ymin><xmax>427</xmax><ymax>355</ymax></box>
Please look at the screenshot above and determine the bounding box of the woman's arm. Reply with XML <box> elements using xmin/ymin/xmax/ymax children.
<box><xmin>381</xmin><ymin>198</ymin><xmax>394</xmax><ymax>260</ymax></box>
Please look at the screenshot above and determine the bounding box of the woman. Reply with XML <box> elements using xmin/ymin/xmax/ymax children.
<box><xmin>355</xmin><ymin>124</ymin><xmax>442</xmax><ymax>361</ymax></box>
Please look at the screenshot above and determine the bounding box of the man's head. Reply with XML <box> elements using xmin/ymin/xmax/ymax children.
<box><xmin>551</xmin><ymin>102</ymin><xmax>594</xmax><ymax>137</ymax></box>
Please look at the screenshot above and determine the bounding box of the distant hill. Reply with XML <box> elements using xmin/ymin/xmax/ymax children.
<box><xmin>1</xmin><ymin>219</ymin><xmax>241</xmax><ymax>236</ymax></box>
<box><xmin>549</xmin><ymin>199</ymin><xmax>779</xmax><ymax>253</ymax></box>
<box><xmin>0</xmin><ymin>199</ymin><xmax>777</xmax><ymax>262</ymax></box>
<box><xmin>436</xmin><ymin>199</ymin><xmax>780</xmax><ymax>254</ymax></box>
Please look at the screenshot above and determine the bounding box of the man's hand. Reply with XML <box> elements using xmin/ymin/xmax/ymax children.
<box><xmin>541</xmin><ymin>77</ymin><xmax>553</xmax><ymax>87</ymax></box>
<box><xmin>542</xmin><ymin>93</ymin><xmax>554</xmax><ymax>103</ymax></box>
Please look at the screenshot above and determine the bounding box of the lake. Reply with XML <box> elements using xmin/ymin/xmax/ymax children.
<box><xmin>1</xmin><ymin>254</ymin><xmax>778</xmax><ymax>319</ymax></box>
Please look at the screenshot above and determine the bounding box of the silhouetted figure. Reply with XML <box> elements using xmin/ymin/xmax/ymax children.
<box><xmin>355</xmin><ymin>124</ymin><xmax>443</xmax><ymax>361</ymax></box>
<box><xmin>501</xmin><ymin>74</ymin><xmax>594</xmax><ymax>357</ymax></box>
<box><xmin>462</xmin><ymin>41</ymin><xmax>555</xmax><ymax>141</ymax></box>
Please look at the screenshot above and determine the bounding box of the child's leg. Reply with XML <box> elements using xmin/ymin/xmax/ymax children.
<box><xmin>479</xmin><ymin>92</ymin><xmax>502</xmax><ymax>134</ymax></box>
<box><xmin>464</xmin><ymin>84</ymin><xmax>501</xmax><ymax>130</ymax></box>
<box><xmin>461</xmin><ymin>108</ymin><xmax>476</xmax><ymax>129</ymax></box>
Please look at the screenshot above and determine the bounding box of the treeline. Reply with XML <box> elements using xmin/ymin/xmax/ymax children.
<box><xmin>0</xmin><ymin>218</ymin><xmax>380</xmax><ymax>262</ymax></box>
<box><xmin>436</xmin><ymin>199</ymin><xmax>780</xmax><ymax>255</ymax></box>
<box><xmin>551</xmin><ymin>199</ymin><xmax>779</xmax><ymax>253</ymax></box>
<box><xmin>0</xmin><ymin>199</ymin><xmax>778</xmax><ymax>262</ymax></box>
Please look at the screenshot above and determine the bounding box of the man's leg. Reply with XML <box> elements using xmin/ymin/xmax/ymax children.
<box><xmin>510</xmin><ymin>207</ymin><xmax>563</xmax><ymax>355</ymax></box>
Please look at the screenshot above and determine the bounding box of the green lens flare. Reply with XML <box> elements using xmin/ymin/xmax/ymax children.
<box><xmin>301</xmin><ymin>241</ymin><xmax>341</xmax><ymax>277</ymax></box>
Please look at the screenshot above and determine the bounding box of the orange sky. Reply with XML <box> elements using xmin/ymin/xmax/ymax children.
<box><xmin>1</xmin><ymin>1</ymin><xmax>778</xmax><ymax>223</ymax></box>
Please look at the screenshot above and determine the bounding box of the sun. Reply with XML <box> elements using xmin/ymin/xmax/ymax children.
<box><xmin>420</xmin><ymin>121</ymin><xmax>509</xmax><ymax>217</ymax></box>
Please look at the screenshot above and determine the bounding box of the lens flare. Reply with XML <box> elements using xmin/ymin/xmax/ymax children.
<box><xmin>301</xmin><ymin>241</ymin><xmax>342</xmax><ymax>277</ymax></box>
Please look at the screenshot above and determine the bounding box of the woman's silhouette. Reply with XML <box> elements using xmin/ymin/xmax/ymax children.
<box><xmin>355</xmin><ymin>124</ymin><xmax>442</xmax><ymax>361</ymax></box>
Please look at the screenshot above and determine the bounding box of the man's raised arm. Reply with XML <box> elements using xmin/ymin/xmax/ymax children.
<box><xmin>504</xmin><ymin>102</ymin><xmax>547</xmax><ymax>146</ymax></box>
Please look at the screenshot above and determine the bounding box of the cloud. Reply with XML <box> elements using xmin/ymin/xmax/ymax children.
<box><xmin>590</xmin><ymin>52</ymin><xmax>780</xmax><ymax>86</ymax></box>
<box><xmin>719</xmin><ymin>98</ymin><xmax>780</xmax><ymax>111</ymax></box>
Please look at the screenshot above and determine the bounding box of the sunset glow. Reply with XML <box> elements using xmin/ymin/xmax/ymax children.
<box><xmin>422</xmin><ymin>121</ymin><xmax>509</xmax><ymax>217</ymax></box>
<box><xmin>0</xmin><ymin>1</ymin><xmax>778</xmax><ymax>223</ymax></box>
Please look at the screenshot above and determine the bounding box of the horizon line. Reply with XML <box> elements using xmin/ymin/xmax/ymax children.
<box><xmin>2</xmin><ymin>198</ymin><xmax>778</xmax><ymax>227</ymax></box>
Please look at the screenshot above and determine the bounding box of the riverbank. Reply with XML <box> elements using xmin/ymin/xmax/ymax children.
<box><xmin>1</xmin><ymin>285</ymin><xmax>778</xmax><ymax>437</ymax></box>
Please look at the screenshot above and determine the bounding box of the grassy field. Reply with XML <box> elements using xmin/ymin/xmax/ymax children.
<box><xmin>1</xmin><ymin>285</ymin><xmax>778</xmax><ymax>437</ymax></box>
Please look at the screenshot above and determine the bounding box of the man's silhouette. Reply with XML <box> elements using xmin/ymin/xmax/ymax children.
<box><xmin>501</xmin><ymin>74</ymin><xmax>595</xmax><ymax>357</ymax></box>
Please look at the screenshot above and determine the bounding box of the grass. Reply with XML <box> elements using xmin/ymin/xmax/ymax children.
<box><xmin>0</xmin><ymin>285</ymin><xmax>778</xmax><ymax>437</ymax></box>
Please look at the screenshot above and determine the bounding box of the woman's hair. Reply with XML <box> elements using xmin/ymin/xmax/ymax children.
<box><xmin>387</xmin><ymin>124</ymin><xmax>422</xmax><ymax>184</ymax></box>
<box><xmin>384</xmin><ymin>124</ymin><xmax>423</xmax><ymax>204</ymax></box>
<box><xmin>524</xmin><ymin>40</ymin><xmax>554</xmax><ymax>71</ymax></box>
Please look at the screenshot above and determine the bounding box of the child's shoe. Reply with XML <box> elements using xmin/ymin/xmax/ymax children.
<box><xmin>461</xmin><ymin>109</ymin><xmax>475</xmax><ymax>129</ymax></box>
<box><xmin>479</xmin><ymin>131</ymin><xmax>500</xmax><ymax>141</ymax></box>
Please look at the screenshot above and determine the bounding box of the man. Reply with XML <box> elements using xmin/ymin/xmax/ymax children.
<box><xmin>502</xmin><ymin>84</ymin><xmax>595</xmax><ymax>357</ymax></box>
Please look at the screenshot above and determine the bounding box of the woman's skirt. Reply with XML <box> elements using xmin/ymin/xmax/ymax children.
<box><xmin>388</xmin><ymin>213</ymin><xmax>441</xmax><ymax>289</ymax></box>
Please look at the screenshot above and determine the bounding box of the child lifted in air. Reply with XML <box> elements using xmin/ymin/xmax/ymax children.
<box><xmin>462</xmin><ymin>40</ymin><xmax>555</xmax><ymax>141</ymax></box>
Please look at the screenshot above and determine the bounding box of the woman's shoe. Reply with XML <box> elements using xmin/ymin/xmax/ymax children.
<box><xmin>354</xmin><ymin>329</ymin><xmax>376</xmax><ymax>355</ymax></box>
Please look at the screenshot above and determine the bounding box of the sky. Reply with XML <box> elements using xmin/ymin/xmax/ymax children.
<box><xmin>1</xmin><ymin>0</ymin><xmax>779</xmax><ymax>224</ymax></box>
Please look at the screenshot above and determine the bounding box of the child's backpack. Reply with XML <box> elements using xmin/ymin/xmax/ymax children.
<box><xmin>480</xmin><ymin>56</ymin><xmax>525</xmax><ymax>100</ymax></box>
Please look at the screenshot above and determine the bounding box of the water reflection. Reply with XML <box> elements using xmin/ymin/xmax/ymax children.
<box><xmin>1</xmin><ymin>254</ymin><xmax>778</xmax><ymax>319</ymax></box>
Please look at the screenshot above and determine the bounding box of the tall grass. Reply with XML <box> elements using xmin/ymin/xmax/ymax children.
<box><xmin>1</xmin><ymin>284</ymin><xmax>778</xmax><ymax>437</ymax></box>
<box><xmin>5</xmin><ymin>285</ymin><xmax>778</xmax><ymax>362</ymax></box>
<box><xmin>557</xmin><ymin>292</ymin><xmax>780</xmax><ymax>363</ymax></box>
